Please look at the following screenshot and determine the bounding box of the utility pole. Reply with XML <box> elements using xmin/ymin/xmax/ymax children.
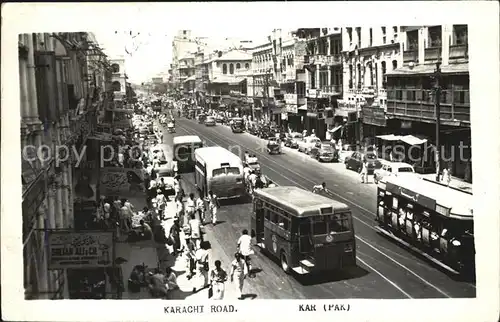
<box><xmin>434</xmin><ymin>61</ymin><xmax>442</xmax><ymax>181</ymax></box>
<box><xmin>263</xmin><ymin>68</ymin><xmax>272</xmax><ymax>123</ymax></box>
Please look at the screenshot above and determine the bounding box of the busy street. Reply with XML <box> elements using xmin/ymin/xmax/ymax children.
<box><xmin>157</xmin><ymin>107</ymin><xmax>476</xmax><ymax>300</ymax></box>
<box><xmin>18</xmin><ymin>26</ymin><xmax>479</xmax><ymax>304</ymax></box>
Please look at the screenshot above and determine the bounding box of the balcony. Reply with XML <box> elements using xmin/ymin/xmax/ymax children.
<box><xmin>386</xmin><ymin>88</ymin><xmax>470</xmax><ymax>125</ymax></box>
<box><xmin>403</xmin><ymin>50</ymin><xmax>418</xmax><ymax>63</ymax></box>
<box><xmin>424</xmin><ymin>47</ymin><xmax>441</xmax><ymax>62</ymax></box>
<box><xmin>313</xmin><ymin>54</ymin><xmax>342</xmax><ymax>66</ymax></box>
<box><xmin>449</xmin><ymin>45</ymin><xmax>468</xmax><ymax>60</ymax></box>
<box><xmin>321</xmin><ymin>85</ymin><xmax>342</xmax><ymax>96</ymax></box>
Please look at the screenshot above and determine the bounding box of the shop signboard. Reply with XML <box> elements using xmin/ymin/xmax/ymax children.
<box><xmin>362</xmin><ymin>106</ymin><xmax>387</xmax><ymax>127</ymax></box>
<box><xmin>99</xmin><ymin>167</ymin><xmax>145</xmax><ymax>197</ymax></box>
<box><xmin>47</xmin><ymin>231</ymin><xmax>114</xmax><ymax>269</ymax></box>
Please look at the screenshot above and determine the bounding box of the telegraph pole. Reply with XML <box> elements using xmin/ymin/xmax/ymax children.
<box><xmin>263</xmin><ymin>68</ymin><xmax>272</xmax><ymax>123</ymax></box>
<box><xmin>434</xmin><ymin>61</ymin><xmax>442</xmax><ymax>181</ymax></box>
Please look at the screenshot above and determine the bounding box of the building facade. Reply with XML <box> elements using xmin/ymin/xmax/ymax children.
<box><xmin>205</xmin><ymin>49</ymin><xmax>252</xmax><ymax>113</ymax></box>
<box><xmin>171</xmin><ymin>30</ymin><xmax>201</xmax><ymax>94</ymax></box>
<box><xmin>20</xmin><ymin>32</ymin><xmax>111</xmax><ymax>299</ymax></box>
<box><xmin>385</xmin><ymin>25</ymin><xmax>471</xmax><ymax>181</ymax></box>
<box><xmin>179</xmin><ymin>55</ymin><xmax>196</xmax><ymax>97</ymax></box>
<box><xmin>291</xmin><ymin>28</ymin><xmax>343</xmax><ymax>140</ymax></box>
<box><xmin>341</xmin><ymin>26</ymin><xmax>402</xmax><ymax>145</ymax></box>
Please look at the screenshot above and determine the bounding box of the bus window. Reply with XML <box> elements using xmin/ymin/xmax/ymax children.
<box><xmin>299</xmin><ymin>222</ymin><xmax>310</xmax><ymax>236</ymax></box>
<box><xmin>278</xmin><ymin>216</ymin><xmax>290</xmax><ymax>231</ymax></box>
<box><xmin>226</xmin><ymin>167</ymin><xmax>240</xmax><ymax>175</ymax></box>
<box><xmin>270</xmin><ymin>212</ymin><xmax>278</xmax><ymax>224</ymax></box>
<box><xmin>330</xmin><ymin>214</ymin><xmax>351</xmax><ymax>233</ymax></box>
<box><xmin>264</xmin><ymin>209</ymin><xmax>270</xmax><ymax>221</ymax></box>
<box><xmin>213</xmin><ymin>168</ymin><xmax>226</xmax><ymax>177</ymax></box>
<box><xmin>312</xmin><ymin>220</ymin><xmax>328</xmax><ymax>235</ymax></box>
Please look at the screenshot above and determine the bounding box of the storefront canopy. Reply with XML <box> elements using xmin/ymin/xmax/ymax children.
<box><xmin>328</xmin><ymin>125</ymin><xmax>343</xmax><ymax>133</ymax></box>
<box><xmin>298</xmin><ymin>105</ymin><xmax>307</xmax><ymax>110</ymax></box>
<box><xmin>376</xmin><ymin>134</ymin><xmax>428</xmax><ymax>145</ymax></box>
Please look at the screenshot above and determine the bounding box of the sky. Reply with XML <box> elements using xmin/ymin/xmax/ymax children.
<box><xmin>93</xmin><ymin>29</ymin><xmax>276</xmax><ymax>85</ymax></box>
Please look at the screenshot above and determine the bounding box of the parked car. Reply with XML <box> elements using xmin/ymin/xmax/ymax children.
<box><xmin>373</xmin><ymin>162</ymin><xmax>417</xmax><ymax>183</ymax></box>
<box><xmin>297</xmin><ymin>136</ymin><xmax>322</xmax><ymax>154</ymax></box>
<box><xmin>312</xmin><ymin>143</ymin><xmax>338</xmax><ymax>162</ymax></box>
<box><xmin>245</xmin><ymin>155</ymin><xmax>261</xmax><ymax>172</ymax></box>
<box><xmin>266</xmin><ymin>137</ymin><xmax>282</xmax><ymax>154</ymax></box>
<box><xmin>204</xmin><ymin>116</ymin><xmax>216</xmax><ymax>126</ymax></box>
<box><xmin>344</xmin><ymin>151</ymin><xmax>382</xmax><ymax>174</ymax></box>
<box><xmin>215</xmin><ymin>114</ymin><xmax>224</xmax><ymax>123</ymax></box>
<box><xmin>258</xmin><ymin>125</ymin><xmax>273</xmax><ymax>139</ymax></box>
<box><xmin>284</xmin><ymin>132</ymin><xmax>303</xmax><ymax>148</ymax></box>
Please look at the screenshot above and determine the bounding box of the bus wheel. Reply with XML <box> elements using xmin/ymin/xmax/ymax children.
<box><xmin>280</xmin><ymin>251</ymin><xmax>290</xmax><ymax>274</ymax></box>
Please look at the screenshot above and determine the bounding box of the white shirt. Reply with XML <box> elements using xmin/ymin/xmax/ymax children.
<box><xmin>172</xmin><ymin>161</ymin><xmax>179</xmax><ymax>172</ymax></box>
<box><xmin>243</xmin><ymin>167</ymin><xmax>251</xmax><ymax>178</ymax></box>
<box><xmin>207</xmin><ymin>194</ymin><xmax>218</xmax><ymax>209</ymax></box>
<box><xmin>312</xmin><ymin>185</ymin><xmax>325</xmax><ymax>193</ymax></box>
<box><xmin>195</xmin><ymin>198</ymin><xmax>205</xmax><ymax>210</ymax></box>
<box><xmin>186</xmin><ymin>198</ymin><xmax>196</xmax><ymax>209</ymax></box>
<box><xmin>248</xmin><ymin>173</ymin><xmax>257</xmax><ymax>186</ymax></box>
<box><xmin>238</xmin><ymin>235</ymin><xmax>253</xmax><ymax>256</ymax></box>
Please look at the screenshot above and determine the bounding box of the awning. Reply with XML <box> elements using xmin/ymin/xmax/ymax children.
<box><xmin>400</xmin><ymin>135</ymin><xmax>428</xmax><ymax>145</ymax></box>
<box><xmin>328</xmin><ymin>125</ymin><xmax>343</xmax><ymax>133</ymax></box>
<box><xmin>183</xmin><ymin>75</ymin><xmax>196</xmax><ymax>83</ymax></box>
<box><xmin>298</xmin><ymin>105</ymin><xmax>307</xmax><ymax>111</ymax></box>
<box><xmin>376</xmin><ymin>134</ymin><xmax>402</xmax><ymax>141</ymax></box>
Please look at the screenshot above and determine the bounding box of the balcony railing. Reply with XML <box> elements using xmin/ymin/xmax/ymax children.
<box><xmin>403</xmin><ymin>50</ymin><xmax>418</xmax><ymax>63</ymax></box>
<box><xmin>424</xmin><ymin>47</ymin><xmax>441</xmax><ymax>61</ymax></box>
<box><xmin>449</xmin><ymin>45</ymin><xmax>468</xmax><ymax>60</ymax></box>
<box><xmin>313</xmin><ymin>54</ymin><xmax>342</xmax><ymax>66</ymax></box>
<box><xmin>321</xmin><ymin>85</ymin><xmax>342</xmax><ymax>95</ymax></box>
<box><xmin>386</xmin><ymin>88</ymin><xmax>470</xmax><ymax>123</ymax></box>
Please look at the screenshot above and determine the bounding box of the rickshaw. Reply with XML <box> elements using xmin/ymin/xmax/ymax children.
<box><xmin>167</xmin><ymin>121</ymin><xmax>175</xmax><ymax>133</ymax></box>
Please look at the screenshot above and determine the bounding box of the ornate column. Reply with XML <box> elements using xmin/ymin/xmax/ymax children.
<box><xmin>36</xmin><ymin>204</ymin><xmax>49</xmax><ymax>298</ymax></box>
<box><xmin>24</xmin><ymin>34</ymin><xmax>41</xmax><ymax>125</ymax></box>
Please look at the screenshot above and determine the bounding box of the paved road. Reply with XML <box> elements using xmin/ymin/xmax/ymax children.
<box><xmin>159</xmin><ymin>116</ymin><xmax>476</xmax><ymax>299</ymax></box>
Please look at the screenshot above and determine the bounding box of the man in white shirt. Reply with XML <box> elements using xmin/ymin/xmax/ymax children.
<box><xmin>205</xmin><ymin>190</ymin><xmax>219</xmax><ymax>225</ymax></box>
<box><xmin>172</xmin><ymin>160</ymin><xmax>179</xmax><ymax>175</ymax></box>
<box><xmin>237</xmin><ymin>229</ymin><xmax>254</xmax><ymax>277</ymax></box>
<box><xmin>312</xmin><ymin>182</ymin><xmax>327</xmax><ymax>194</ymax></box>
<box><xmin>247</xmin><ymin>171</ymin><xmax>258</xmax><ymax>194</ymax></box>
<box><xmin>243</xmin><ymin>163</ymin><xmax>251</xmax><ymax>186</ymax></box>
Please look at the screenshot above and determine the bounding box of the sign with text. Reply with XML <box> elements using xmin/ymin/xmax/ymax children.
<box><xmin>48</xmin><ymin>231</ymin><xmax>114</xmax><ymax>269</ymax></box>
<box><xmin>99</xmin><ymin>167</ymin><xmax>145</xmax><ymax>196</ymax></box>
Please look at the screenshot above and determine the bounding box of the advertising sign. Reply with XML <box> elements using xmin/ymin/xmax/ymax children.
<box><xmin>48</xmin><ymin>231</ymin><xmax>114</xmax><ymax>269</ymax></box>
<box><xmin>99</xmin><ymin>167</ymin><xmax>145</xmax><ymax>196</ymax></box>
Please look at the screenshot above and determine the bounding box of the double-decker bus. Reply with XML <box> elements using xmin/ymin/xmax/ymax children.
<box><xmin>194</xmin><ymin>146</ymin><xmax>245</xmax><ymax>199</ymax></box>
<box><xmin>173</xmin><ymin>135</ymin><xmax>203</xmax><ymax>173</ymax></box>
<box><xmin>251</xmin><ymin>186</ymin><xmax>356</xmax><ymax>275</ymax></box>
<box><xmin>376</xmin><ymin>176</ymin><xmax>474</xmax><ymax>276</ymax></box>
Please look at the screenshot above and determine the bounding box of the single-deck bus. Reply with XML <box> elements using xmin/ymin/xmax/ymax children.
<box><xmin>173</xmin><ymin>135</ymin><xmax>203</xmax><ymax>173</ymax></box>
<box><xmin>251</xmin><ymin>186</ymin><xmax>356</xmax><ymax>275</ymax></box>
<box><xmin>194</xmin><ymin>146</ymin><xmax>245</xmax><ymax>199</ymax></box>
<box><xmin>376</xmin><ymin>176</ymin><xmax>474</xmax><ymax>276</ymax></box>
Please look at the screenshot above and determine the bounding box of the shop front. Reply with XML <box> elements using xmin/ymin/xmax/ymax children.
<box><xmin>361</xmin><ymin>105</ymin><xmax>388</xmax><ymax>144</ymax></box>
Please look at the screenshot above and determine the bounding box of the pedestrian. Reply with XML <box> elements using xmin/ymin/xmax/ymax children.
<box><xmin>186</xmin><ymin>193</ymin><xmax>196</xmax><ymax>220</ymax></box>
<box><xmin>139</xmin><ymin>219</ymin><xmax>154</xmax><ymax>241</ymax></box>
<box><xmin>156</xmin><ymin>189</ymin><xmax>167</xmax><ymax>220</ymax></box>
<box><xmin>195</xmin><ymin>188</ymin><xmax>206</xmax><ymax>224</ymax></box>
<box><xmin>312</xmin><ymin>182</ymin><xmax>327</xmax><ymax>194</ymax></box>
<box><xmin>247</xmin><ymin>170</ymin><xmax>257</xmax><ymax>194</ymax></box>
<box><xmin>184</xmin><ymin>238</ymin><xmax>197</xmax><ymax>279</ymax></box>
<box><xmin>172</xmin><ymin>160</ymin><xmax>179</xmax><ymax>176</ymax></box>
<box><xmin>193</xmin><ymin>242</ymin><xmax>210</xmax><ymax>293</ymax></box>
<box><xmin>230</xmin><ymin>252</ymin><xmax>248</xmax><ymax>300</ymax></box>
<box><xmin>174</xmin><ymin>174</ymin><xmax>182</xmax><ymax>200</ymax></box>
<box><xmin>205</xmin><ymin>190</ymin><xmax>220</xmax><ymax>226</ymax></box>
<box><xmin>442</xmin><ymin>166</ymin><xmax>451</xmax><ymax>187</ymax></box>
<box><xmin>360</xmin><ymin>160</ymin><xmax>369</xmax><ymax>184</ymax></box>
<box><xmin>237</xmin><ymin>229</ymin><xmax>254</xmax><ymax>277</ymax></box>
<box><xmin>189</xmin><ymin>212</ymin><xmax>202</xmax><ymax>249</ymax></box>
<box><xmin>209</xmin><ymin>260</ymin><xmax>228</xmax><ymax>300</ymax></box>
<box><xmin>157</xmin><ymin>177</ymin><xmax>166</xmax><ymax>196</ymax></box>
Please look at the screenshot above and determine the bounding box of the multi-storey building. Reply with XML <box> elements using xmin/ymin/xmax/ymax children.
<box><xmin>204</xmin><ymin>49</ymin><xmax>252</xmax><ymax>113</ymax></box>
<box><xmin>341</xmin><ymin>26</ymin><xmax>402</xmax><ymax>145</ymax></box>
<box><xmin>291</xmin><ymin>28</ymin><xmax>343</xmax><ymax>140</ymax></box>
<box><xmin>20</xmin><ymin>32</ymin><xmax>111</xmax><ymax>299</ymax></box>
<box><xmin>249</xmin><ymin>41</ymin><xmax>274</xmax><ymax>122</ymax></box>
<box><xmin>385</xmin><ymin>25</ymin><xmax>471</xmax><ymax>181</ymax></box>
<box><xmin>179</xmin><ymin>54</ymin><xmax>196</xmax><ymax>97</ymax></box>
<box><xmin>171</xmin><ymin>30</ymin><xmax>200</xmax><ymax>92</ymax></box>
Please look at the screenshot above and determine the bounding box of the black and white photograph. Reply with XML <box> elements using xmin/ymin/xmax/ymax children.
<box><xmin>2</xmin><ymin>2</ymin><xmax>499</xmax><ymax>322</ymax></box>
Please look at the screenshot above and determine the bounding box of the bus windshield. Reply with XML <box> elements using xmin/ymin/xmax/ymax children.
<box><xmin>212</xmin><ymin>167</ymin><xmax>241</xmax><ymax>177</ymax></box>
<box><xmin>308</xmin><ymin>213</ymin><xmax>351</xmax><ymax>236</ymax></box>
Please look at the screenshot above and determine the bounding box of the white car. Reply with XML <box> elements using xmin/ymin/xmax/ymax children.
<box><xmin>373</xmin><ymin>162</ymin><xmax>418</xmax><ymax>183</ymax></box>
<box><xmin>297</xmin><ymin>136</ymin><xmax>322</xmax><ymax>154</ymax></box>
<box><xmin>245</xmin><ymin>156</ymin><xmax>261</xmax><ymax>172</ymax></box>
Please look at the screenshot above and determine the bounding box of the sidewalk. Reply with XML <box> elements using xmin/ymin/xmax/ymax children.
<box><xmin>420</xmin><ymin>173</ymin><xmax>473</xmax><ymax>193</ymax></box>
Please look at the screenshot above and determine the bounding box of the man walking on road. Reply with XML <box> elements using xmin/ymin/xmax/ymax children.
<box><xmin>237</xmin><ymin>229</ymin><xmax>254</xmax><ymax>277</ymax></box>
<box><xmin>193</xmin><ymin>242</ymin><xmax>210</xmax><ymax>293</ymax></box>
<box><xmin>230</xmin><ymin>252</ymin><xmax>247</xmax><ymax>300</ymax></box>
<box><xmin>209</xmin><ymin>260</ymin><xmax>228</xmax><ymax>300</ymax></box>
<box><xmin>205</xmin><ymin>190</ymin><xmax>220</xmax><ymax>226</ymax></box>
<box><xmin>195</xmin><ymin>188</ymin><xmax>206</xmax><ymax>224</ymax></box>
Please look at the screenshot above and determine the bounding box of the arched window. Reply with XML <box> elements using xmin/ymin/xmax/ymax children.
<box><xmin>245</xmin><ymin>63</ymin><xmax>250</xmax><ymax>69</ymax></box>
<box><xmin>111</xmin><ymin>64</ymin><xmax>120</xmax><ymax>73</ymax></box>
<box><xmin>236</xmin><ymin>63</ymin><xmax>241</xmax><ymax>69</ymax></box>
<box><xmin>222</xmin><ymin>64</ymin><xmax>227</xmax><ymax>74</ymax></box>
<box><xmin>229</xmin><ymin>63</ymin><xmax>234</xmax><ymax>74</ymax></box>
<box><xmin>112</xmin><ymin>81</ymin><xmax>121</xmax><ymax>92</ymax></box>
<box><xmin>392</xmin><ymin>60</ymin><xmax>398</xmax><ymax>70</ymax></box>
